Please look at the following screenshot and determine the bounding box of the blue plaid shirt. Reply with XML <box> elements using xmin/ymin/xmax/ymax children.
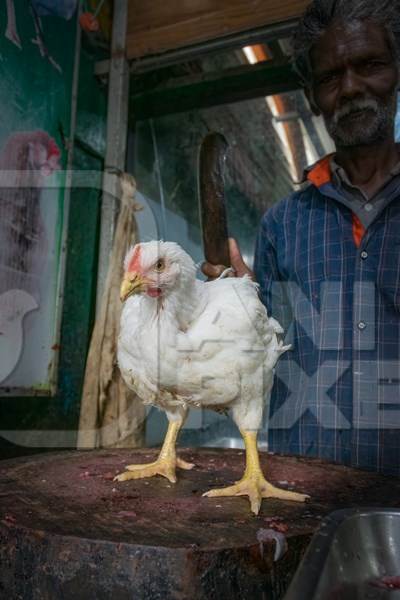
<box><xmin>254</xmin><ymin>158</ymin><xmax>400</xmax><ymax>475</ymax></box>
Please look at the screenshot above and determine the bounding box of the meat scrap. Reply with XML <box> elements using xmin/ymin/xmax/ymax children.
<box><xmin>256</xmin><ymin>528</ymin><xmax>288</xmax><ymax>561</ymax></box>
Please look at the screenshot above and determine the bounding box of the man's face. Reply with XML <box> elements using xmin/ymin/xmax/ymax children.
<box><xmin>308</xmin><ymin>20</ymin><xmax>399</xmax><ymax>147</ymax></box>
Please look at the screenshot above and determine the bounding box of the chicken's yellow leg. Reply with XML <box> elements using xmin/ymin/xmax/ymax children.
<box><xmin>114</xmin><ymin>420</ymin><xmax>194</xmax><ymax>484</ymax></box>
<box><xmin>203</xmin><ymin>430</ymin><xmax>309</xmax><ymax>515</ymax></box>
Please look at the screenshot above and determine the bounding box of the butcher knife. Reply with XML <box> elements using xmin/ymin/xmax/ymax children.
<box><xmin>198</xmin><ymin>132</ymin><xmax>231</xmax><ymax>271</ymax></box>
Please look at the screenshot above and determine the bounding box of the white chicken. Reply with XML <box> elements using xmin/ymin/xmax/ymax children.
<box><xmin>115</xmin><ymin>240</ymin><xmax>308</xmax><ymax>514</ymax></box>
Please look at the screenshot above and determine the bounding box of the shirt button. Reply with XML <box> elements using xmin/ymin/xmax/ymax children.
<box><xmin>361</xmin><ymin>251</ymin><xmax>368</xmax><ymax>259</ymax></box>
<box><xmin>358</xmin><ymin>321</ymin><xmax>367</xmax><ymax>330</ymax></box>
<box><xmin>364</xmin><ymin>203</ymin><xmax>373</xmax><ymax>212</ymax></box>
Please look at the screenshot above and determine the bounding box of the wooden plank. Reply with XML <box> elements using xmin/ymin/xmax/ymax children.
<box><xmin>130</xmin><ymin>61</ymin><xmax>301</xmax><ymax>120</ymax></box>
<box><xmin>126</xmin><ymin>0</ymin><xmax>310</xmax><ymax>60</ymax></box>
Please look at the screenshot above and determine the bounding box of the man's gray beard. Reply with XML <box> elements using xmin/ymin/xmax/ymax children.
<box><xmin>324</xmin><ymin>96</ymin><xmax>397</xmax><ymax>147</ymax></box>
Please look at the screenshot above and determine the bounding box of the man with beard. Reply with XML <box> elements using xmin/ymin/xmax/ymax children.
<box><xmin>204</xmin><ymin>0</ymin><xmax>400</xmax><ymax>475</ymax></box>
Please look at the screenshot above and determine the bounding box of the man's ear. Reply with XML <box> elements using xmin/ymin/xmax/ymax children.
<box><xmin>304</xmin><ymin>86</ymin><xmax>321</xmax><ymax>116</ymax></box>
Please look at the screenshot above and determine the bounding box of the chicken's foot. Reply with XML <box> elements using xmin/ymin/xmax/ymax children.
<box><xmin>203</xmin><ymin>430</ymin><xmax>309</xmax><ymax>515</ymax></box>
<box><xmin>114</xmin><ymin>420</ymin><xmax>194</xmax><ymax>484</ymax></box>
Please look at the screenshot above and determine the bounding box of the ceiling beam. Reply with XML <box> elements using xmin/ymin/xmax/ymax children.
<box><xmin>126</xmin><ymin>0</ymin><xmax>309</xmax><ymax>60</ymax></box>
<box><xmin>130</xmin><ymin>60</ymin><xmax>301</xmax><ymax>121</ymax></box>
<box><xmin>95</xmin><ymin>19</ymin><xmax>297</xmax><ymax>78</ymax></box>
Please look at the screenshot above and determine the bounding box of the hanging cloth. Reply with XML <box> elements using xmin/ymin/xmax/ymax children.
<box><xmin>77</xmin><ymin>173</ymin><xmax>146</xmax><ymax>449</ymax></box>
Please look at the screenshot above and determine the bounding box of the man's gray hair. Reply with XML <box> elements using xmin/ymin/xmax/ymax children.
<box><xmin>292</xmin><ymin>0</ymin><xmax>400</xmax><ymax>85</ymax></box>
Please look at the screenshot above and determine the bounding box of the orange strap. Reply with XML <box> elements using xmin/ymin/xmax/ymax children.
<box><xmin>352</xmin><ymin>214</ymin><xmax>365</xmax><ymax>247</ymax></box>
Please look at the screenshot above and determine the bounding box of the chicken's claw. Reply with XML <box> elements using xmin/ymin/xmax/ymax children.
<box><xmin>203</xmin><ymin>476</ymin><xmax>309</xmax><ymax>515</ymax></box>
<box><xmin>176</xmin><ymin>457</ymin><xmax>195</xmax><ymax>470</ymax></box>
<box><xmin>114</xmin><ymin>455</ymin><xmax>195</xmax><ymax>484</ymax></box>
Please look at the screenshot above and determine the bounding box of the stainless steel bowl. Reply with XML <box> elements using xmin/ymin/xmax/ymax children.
<box><xmin>284</xmin><ymin>509</ymin><xmax>400</xmax><ymax>600</ymax></box>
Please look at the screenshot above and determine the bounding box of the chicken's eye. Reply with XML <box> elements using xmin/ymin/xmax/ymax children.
<box><xmin>154</xmin><ymin>259</ymin><xmax>165</xmax><ymax>272</ymax></box>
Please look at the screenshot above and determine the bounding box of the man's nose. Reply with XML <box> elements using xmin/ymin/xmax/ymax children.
<box><xmin>339</xmin><ymin>68</ymin><xmax>365</xmax><ymax>100</ymax></box>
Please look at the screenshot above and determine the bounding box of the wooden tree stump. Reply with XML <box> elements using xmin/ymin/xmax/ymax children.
<box><xmin>1</xmin><ymin>448</ymin><xmax>400</xmax><ymax>600</ymax></box>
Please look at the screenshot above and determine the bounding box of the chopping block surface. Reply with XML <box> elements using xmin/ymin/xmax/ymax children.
<box><xmin>1</xmin><ymin>448</ymin><xmax>400</xmax><ymax>600</ymax></box>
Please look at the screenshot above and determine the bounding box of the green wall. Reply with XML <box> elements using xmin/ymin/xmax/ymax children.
<box><xmin>0</xmin><ymin>6</ymin><xmax>107</xmax><ymax>458</ymax></box>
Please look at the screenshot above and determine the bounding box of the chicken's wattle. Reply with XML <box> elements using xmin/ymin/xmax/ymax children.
<box><xmin>147</xmin><ymin>287</ymin><xmax>162</xmax><ymax>298</ymax></box>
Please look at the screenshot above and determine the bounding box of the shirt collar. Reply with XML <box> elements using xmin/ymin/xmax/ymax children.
<box><xmin>303</xmin><ymin>154</ymin><xmax>334</xmax><ymax>187</ymax></box>
<box><xmin>303</xmin><ymin>149</ymin><xmax>400</xmax><ymax>189</ymax></box>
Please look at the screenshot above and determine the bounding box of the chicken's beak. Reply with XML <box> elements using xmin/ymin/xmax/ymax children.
<box><xmin>120</xmin><ymin>273</ymin><xmax>147</xmax><ymax>302</ymax></box>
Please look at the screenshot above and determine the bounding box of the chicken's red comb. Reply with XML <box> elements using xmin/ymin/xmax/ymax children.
<box><xmin>125</xmin><ymin>245</ymin><xmax>142</xmax><ymax>273</ymax></box>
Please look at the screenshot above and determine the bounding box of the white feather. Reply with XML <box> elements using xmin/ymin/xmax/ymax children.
<box><xmin>118</xmin><ymin>241</ymin><xmax>290</xmax><ymax>430</ymax></box>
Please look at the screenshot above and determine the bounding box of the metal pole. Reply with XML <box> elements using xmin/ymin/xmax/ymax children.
<box><xmin>96</xmin><ymin>0</ymin><xmax>129</xmax><ymax>311</ymax></box>
<box><xmin>51</xmin><ymin>4</ymin><xmax>82</xmax><ymax>394</ymax></box>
